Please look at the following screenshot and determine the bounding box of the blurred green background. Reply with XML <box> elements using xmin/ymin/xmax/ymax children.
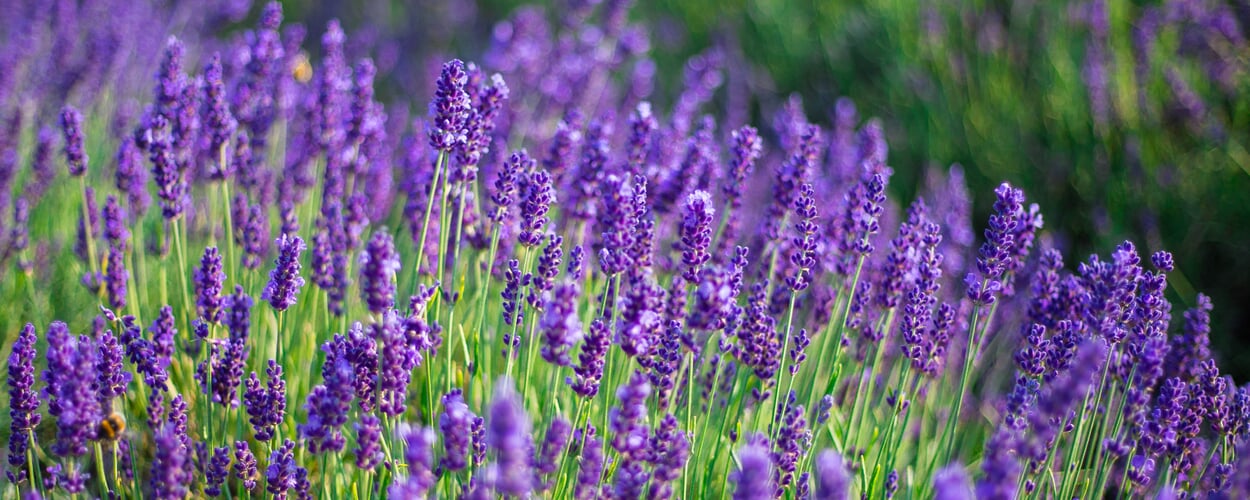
<box><xmin>282</xmin><ymin>0</ymin><xmax>1250</xmax><ymax>378</ymax></box>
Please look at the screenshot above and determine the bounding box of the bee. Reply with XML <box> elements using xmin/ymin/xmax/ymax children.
<box><xmin>292</xmin><ymin>52</ymin><xmax>313</xmax><ymax>84</ymax></box>
<box><xmin>98</xmin><ymin>412</ymin><xmax>126</xmax><ymax>441</ymax></box>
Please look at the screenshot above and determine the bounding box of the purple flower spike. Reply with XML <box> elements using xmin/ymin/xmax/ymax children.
<box><xmin>838</xmin><ymin>172</ymin><xmax>887</xmax><ymax>271</ymax></box>
<box><xmin>626</xmin><ymin>102</ymin><xmax>658</xmax><ymax>177</ymax></box>
<box><xmin>733</xmin><ymin>440</ymin><xmax>776</xmax><ymax>500</ymax></box>
<box><xmin>29</xmin><ymin>127</ymin><xmax>56</xmax><ymax>202</ymax></box>
<box><xmin>519</xmin><ymin>168</ymin><xmax>555</xmax><ymax>247</ymax></box>
<box><xmin>933</xmin><ymin>463</ymin><xmax>974</xmax><ymax>500</ymax></box>
<box><xmin>301</xmin><ymin>340</ymin><xmax>354</xmax><ymax>453</ymax></box>
<box><xmin>102</xmin><ymin>195</ymin><xmax>129</xmax><ymax>248</ymax></box>
<box><xmin>390</xmin><ymin>424</ymin><xmax>437</xmax><ymax>498</ymax></box>
<box><xmin>530</xmin><ymin>234</ymin><xmax>564</xmax><ymax>307</ymax></box>
<box><xmin>149</xmin><ymin>305</ymin><xmax>177</xmax><ymax>363</ymax></box>
<box><xmin>223</xmin><ymin>285</ymin><xmax>253</xmax><ymax>343</ymax></box>
<box><xmin>428</xmin><ymin>59</ymin><xmax>471</xmax><ymax>152</ymax></box>
<box><xmin>477</xmin><ymin>72</ymin><xmax>510</xmax><ymax>140</ymax></box>
<box><xmin>648</xmin><ymin>414</ymin><xmax>690</xmax><ymax>499</ymax></box>
<box><xmin>104</xmin><ymin>245</ymin><xmax>128</xmax><ymax>311</ymax></box>
<box><xmin>575</xmin><ymin>431</ymin><xmax>604</xmax><ymax>500</ymax></box>
<box><xmin>148</xmin><ymin>115</ymin><xmax>185</xmax><ymax>220</ymax></box>
<box><xmin>569</xmin><ymin>318</ymin><xmax>610</xmax><ymax>398</ymax></box>
<box><xmin>540</xmin><ymin>281</ymin><xmax>584</xmax><ymax>366</ymax></box>
<box><xmin>535</xmin><ymin>417</ymin><xmax>572</xmax><ymax>491</ymax></box>
<box><xmin>45</xmin><ymin>322</ymin><xmax>99</xmax><ymax>458</ymax></box>
<box><xmin>150</xmin><ymin>424</ymin><xmax>190</xmax><ymax>500</ymax></box>
<box><xmin>349</xmin><ymin>58</ymin><xmax>377</xmax><ymax>145</ymax></box>
<box><xmin>724</xmin><ymin>125</ymin><xmax>763</xmax><ymax>211</ymax></box>
<box><xmin>814</xmin><ymin>449</ymin><xmax>851</xmax><ymax>500</ymax></box>
<box><xmin>60</xmin><ymin>106</ymin><xmax>87</xmax><ymax>177</ymax></box>
<box><xmin>439</xmin><ymin>389</ymin><xmax>475</xmax><ymax>473</ymax></box>
<box><xmin>359</xmin><ymin>228</ymin><xmax>400</xmax><ymax>313</ymax></box>
<box><xmin>195</xmin><ymin>247</ymin><xmax>226</xmax><ymax>323</ymax></box>
<box><xmin>680</xmin><ymin>190</ymin><xmax>715</xmax><ymax>282</ymax></box>
<box><xmin>491</xmin><ymin>150</ymin><xmax>531</xmax><ymax>222</ymax></box>
<box><xmin>203</xmin><ymin>52</ymin><xmax>236</xmax><ymax>166</ymax></box>
<box><xmin>488</xmin><ymin>379</ymin><xmax>534</xmax><ymax>497</ymax></box>
<box><xmin>265</xmin><ymin>439</ymin><xmax>300</xmax><ymax>498</ymax></box>
<box><xmin>96</xmin><ymin>330</ymin><xmax>129</xmax><ymax>407</ymax></box>
<box><xmin>377</xmin><ymin>310</ymin><xmax>417</xmax><ymax>417</ymax></box>
<box><xmin>233</xmin><ymin>441</ymin><xmax>259</xmax><ymax>490</ymax></box>
<box><xmin>243</xmin><ymin>360</ymin><xmax>285</xmax><ymax>441</ymax></box>
<box><xmin>967</xmin><ymin>183</ymin><xmax>1026</xmax><ymax>304</ymax></box>
<box><xmin>596</xmin><ymin>173</ymin><xmax>636</xmax><ymax>276</ymax></box>
<box><xmin>262</xmin><ymin>234</ymin><xmax>305</xmax><ymax>311</ymax></box>
<box><xmin>205</xmin><ymin>446</ymin><xmax>231</xmax><ymax>497</ymax></box>
<box><xmin>7</xmin><ymin>324</ymin><xmax>41</xmax><ymax>483</ymax></box>
<box><xmin>610</xmin><ymin>371</ymin><xmax>652</xmax><ymax>460</ymax></box>
<box><xmin>354</xmin><ymin>414</ymin><xmax>383</xmax><ymax>470</ymax></box>
<box><xmin>786</xmin><ymin>183</ymin><xmax>820</xmax><ymax>291</ymax></box>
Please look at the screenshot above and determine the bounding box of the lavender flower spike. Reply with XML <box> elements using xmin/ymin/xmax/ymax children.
<box><xmin>933</xmin><ymin>463</ymin><xmax>975</xmax><ymax>500</ymax></box>
<box><xmin>45</xmin><ymin>322</ymin><xmax>99</xmax><ymax>458</ymax></box>
<box><xmin>60</xmin><ymin>106</ymin><xmax>87</xmax><ymax>177</ymax></box>
<box><xmin>519</xmin><ymin>169</ymin><xmax>555</xmax><ymax>247</ymax></box>
<box><xmin>680</xmin><ymin>190</ymin><xmax>715</xmax><ymax>282</ymax></box>
<box><xmin>966</xmin><ymin>182</ymin><xmax>1025</xmax><ymax>304</ymax></box>
<box><xmin>428</xmin><ymin>59</ymin><xmax>471</xmax><ymax>152</ymax></box>
<box><xmin>733</xmin><ymin>440</ymin><xmax>776</xmax><ymax>500</ymax></box>
<box><xmin>354</xmin><ymin>414</ymin><xmax>383</xmax><ymax>470</ymax></box>
<box><xmin>195</xmin><ymin>247</ymin><xmax>226</xmax><ymax>323</ymax></box>
<box><xmin>233</xmin><ymin>441</ymin><xmax>259</xmax><ymax>490</ymax></box>
<box><xmin>262</xmin><ymin>234</ymin><xmax>306</xmax><ymax>311</ymax></box>
<box><xmin>203</xmin><ymin>52</ymin><xmax>236</xmax><ymax>166</ymax></box>
<box><xmin>575</xmin><ymin>432</ymin><xmax>605</xmax><ymax>500</ymax></box>
<box><xmin>389</xmin><ymin>424</ymin><xmax>437</xmax><ymax>498</ymax></box>
<box><xmin>439</xmin><ymin>389</ymin><xmax>475</xmax><ymax>473</ymax></box>
<box><xmin>488</xmin><ymin>379</ymin><xmax>533</xmax><ymax>497</ymax></box>
<box><xmin>359</xmin><ymin>228</ymin><xmax>400</xmax><ymax>313</ymax></box>
<box><xmin>7</xmin><ymin>324</ymin><xmax>41</xmax><ymax>484</ymax></box>
<box><xmin>150</xmin><ymin>424</ymin><xmax>190</xmax><ymax>499</ymax></box>
<box><xmin>814</xmin><ymin>449</ymin><xmax>851</xmax><ymax>500</ymax></box>
<box><xmin>540</xmin><ymin>281</ymin><xmax>584</xmax><ymax>366</ymax></box>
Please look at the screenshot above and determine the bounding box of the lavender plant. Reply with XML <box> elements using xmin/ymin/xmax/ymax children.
<box><xmin>0</xmin><ymin>1</ymin><xmax>1246</xmax><ymax>499</ymax></box>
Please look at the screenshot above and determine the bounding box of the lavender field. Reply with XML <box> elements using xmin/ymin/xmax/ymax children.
<box><xmin>1</xmin><ymin>0</ymin><xmax>1247</xmax><ymax>498</ymax></box>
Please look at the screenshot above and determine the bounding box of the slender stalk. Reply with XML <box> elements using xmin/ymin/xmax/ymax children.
<box><xmin>932</xmin><ymin>291</ymin><xmax>985</xmax><ymax>470</ymax></box>
<box><xmin>845</xmin><ymin>309</ymin><xmax>897</xmax><ymax>445</ymax></box>
<box><xmin>410</xmin><ymin>151</ymin><xmax>447</xmax><ymax>296</ymax></box>
<box><xmin>94</xmin><ymin>442</ymin><xmax>110</xmax><ymax>498</ymax></box>
<box><xmin>220</xmin><ymin>178</ymin><xmax>237</xmax><ymax>282</ymax></box>
<box><xmin>819</xmin><ymin>256</ymin><xmax>867</xmax><ymax>400</ymax></box>
<box><xmin>768</xmin><ymin>290</ymin><xmax>801</xmax><ymax>443</ymax></box>
<box><xmin>26</xmin><ymin>436</ymin><xmax>38</xmax><ymax>495</ymax></box>
<box><xmin>472</xmin><ymin>224</ymin><xmax>503</xmax><ymax>400</ymax></box>
<box><xmin>79</xmin><ymin>177</ymin><xmax>102</xmax><ymax>302</ymax></box>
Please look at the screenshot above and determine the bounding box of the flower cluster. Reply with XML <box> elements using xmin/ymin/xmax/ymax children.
<box><xmin>1</xmin><ymin>2</ymin><xmax>1246</xmax><ymax>500</ymax></box>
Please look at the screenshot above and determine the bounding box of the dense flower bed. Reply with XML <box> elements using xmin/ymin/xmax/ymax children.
<box><xmin>0</xmin><ymin>1</ymin><xmax>1244</xmax><ymax>499</ymax></box>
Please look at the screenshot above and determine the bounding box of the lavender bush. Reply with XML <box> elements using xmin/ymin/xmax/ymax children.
<box><xmin>0</xmin><ymin>1</ymin><xmax>1245</xmax><ymax>499</ymax></box>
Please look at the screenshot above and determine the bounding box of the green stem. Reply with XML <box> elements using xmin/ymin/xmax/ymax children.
<box><xmin>473</xmin><ymin>225</ymin><xmax>503</xmax><ymax>400</ymax></box>
<box><xmin>220</xmin><ymin>178</ymin><xmax>237</xmax><ymax>284</ymax></box>
<box><xmin>80</xmin><ymin>177</ymin><xmax>102</xmax><ymax>303</ymax></box>
<box><xmin>26</xmin><ymin>430</ymin><xmax>38</xmax><ymax>495</ymax></box>
<box><xmin>410</xmin><ymin>151</ymin><xmax>447</xmax><ymax>297</ymax></box>
<box><xmin>932</xmin><ymin>291</ymin><xmax>985</xmax><ymax>470</ymax></box>
<box><xmin>94</xmin><ymin>442</ymin><xmax>110</xmax><ymax>498</ymax></box>
<box><xmin>819</xmin><ymin>256</ymin><xmax>867</xmax><ymax>400</ymax></box>
<box><xmin>768</xmin><ymin>290</ymin><xmax>802</xmax><ymax>443</ymax></box>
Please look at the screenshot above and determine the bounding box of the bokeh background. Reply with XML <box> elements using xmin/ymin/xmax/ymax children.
<box><xmin>269</xmin><ymin>0</ymin><xmax>1250</xmax><ymax>377</ymax></box>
